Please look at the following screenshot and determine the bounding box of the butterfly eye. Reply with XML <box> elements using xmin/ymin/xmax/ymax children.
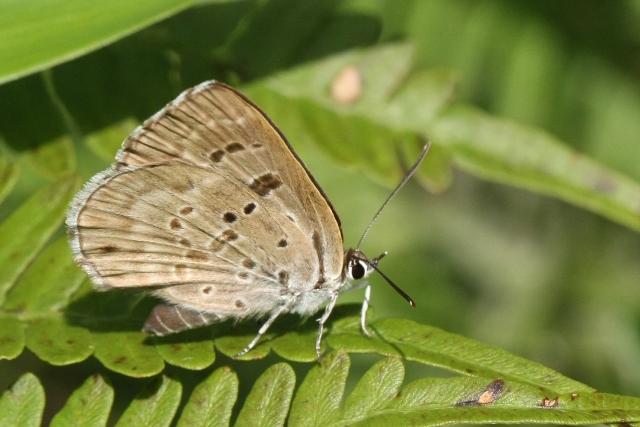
<box><xmin>350</xmin><ymin>260</ymin><xmax>367</xmax><ymax>280</ymax></box>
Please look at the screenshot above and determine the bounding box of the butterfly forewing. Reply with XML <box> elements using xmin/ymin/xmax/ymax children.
<box><xmin>67</xmin><ymin>81</ymin><xmax>345</xmax><ymax>319</ymax></box>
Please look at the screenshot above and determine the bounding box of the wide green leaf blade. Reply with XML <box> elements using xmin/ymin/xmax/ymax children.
<box><xmin>50</xmin><ymin>374</ymin><xmax>114</xmax><ymax>427</ymax></box>
<box><xmin>0</xmin><ymin>0</ymin><xmax>199</xmax><ymax>85</ymax></box>
<box><xmin>432</xmin><ymin>106</ymin><xmax>640</xmax><ymax>232</ymax></box>
<box><xmin>337</xmin><ymin>375</ymin><xmax>640</xmax><ymax>427</ymax></box>
<box><xmin>374</xmin><ymin>317</ymin><xmax>591</xmax><ymax>395</ymax></box>
<box><xmin>0</xmin><ymin>176</ymin><xmax>81</xmax><ymax>305</ymax></box>
<box><xmin>248</xmin><ymin>42</ymin><xmax>640</xmax><ymax>233</ymax></box>
<box><xmin>0</xmin><ymin>373</ymin><xmax>44</xmax><ymax>427</ymax></box>
<box><xmin>115</xmin><ymin>375</ymin><xmax>182</xmax><ymax>427</ymax></box>
<box><xmin>178</xmin><ymin>366</ymin><xmax>238</xmax><ymax>427</ymax></box>
<box><xmin>236</xmin><ymin>363</ymin><xmax>296</xmax><ymax>427</ymax></box>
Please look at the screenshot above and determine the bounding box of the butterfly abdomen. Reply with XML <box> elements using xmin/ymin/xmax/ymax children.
<box><xmin>142</xmin><ymin>302</ymin><xmax>222</xmax><ymax>336</ymax></box>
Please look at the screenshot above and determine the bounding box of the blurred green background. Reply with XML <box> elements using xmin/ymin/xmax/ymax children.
<box><xmin>1</xmin><ymin>0</ymin><xmax>640</xmax><ymax>424</ymax></box>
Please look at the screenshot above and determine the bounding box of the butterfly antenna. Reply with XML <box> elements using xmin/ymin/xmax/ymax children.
<box><xmin>356</xmin><ymin>142</ymin><xmax>431</xmax><ymax>250</ymax></box>
<box><xmin>355</xmin><ymin>256</ymin><xmax>416</xmax><ymax>307</ymax></box>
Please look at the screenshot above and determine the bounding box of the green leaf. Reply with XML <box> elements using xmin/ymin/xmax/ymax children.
<box><xmin>289</xmin><ymin>351</ymin><xmax>350</xmax><ymax>426</ymax></box>
<box><xmin>270</xmin><ymin>328</ymin><xmax>320</xmax><ymax>362</ymax></box>
<box><xmin>10</xmin><ymin>359</ymin><xmax>640</xmax><ymax>427</ymax></box>
<box><xmin>21</xmin><ymin>133</ymin><xmax>75</xmax><ymax>178</ymax></box>
<box><xmin>373</xmin><ymin>317</ymin><xmax>592</xmax><ymax>395</ymax></box>
<box><xmin>235</xmin><ymin>363</ymin><xmax>296</xmax><ymax>427</ymax></box>
<box><xmin>153</xmin><ymin>328</ymin><xmax>215</xmax><ymax>370</ymax></box>
<box><xmin>115</xmin><ymin>375</ymin><xmax>182</xmax><ymax>427</ymax></box>
<box><xmin>0</xmin><ymin>316</ymin><xmax>25</xmax><ymax>360</ymax></box>
<box><xmin>50</xmin><ymin>374</ymin><xmax>114</xmax><ymax>427</ymax></box>
<box><xmin>25</xmin><ymin>317</ymin><xmax>93</xmax><ymax>365</ymax></box>
<box><xmin>0</xmin><ymin>373</ymin><xmax>44</xmax><ymax>427</ymax></box>
<box><xmin>0</xmin><ymin>158</ymin><xmax>19</xmax><ymax>205</ymax></box>
<box><xmin>247</xmin><ymin>42</ymin><xmax>640</xmax><ymax>233</ymax></box>
<box><xmin>432</xmin><ymin>106</ymin><xmax>640</xmax><ymax>232</ymax></box>
<box><xmin>341</xmin><ymin>357</ymin><xmax>404</xmax><ymax>420</ymax></box>
<box><xmin>93</xmin><ymin>330</ymin><xmax>165</xmax><ymax>377</ymax></box>
<box><xmin>0</xmin><ymin>176</ymin><xmax>81</xmax><ymax>305</ymax></box>
<box><xmin>4</xmin><ymin>236</ymin><xmax>86</xmax><ymax>314</ymax></box>
<box><xmin>0</xmin><ymin>0</ymin><xmax>200</xmax><ymax>85</ymax></box>
<box><xmin>177</xmin><ymin>366</ymin><xmax>238</xmax><ymax>427</ymax></box>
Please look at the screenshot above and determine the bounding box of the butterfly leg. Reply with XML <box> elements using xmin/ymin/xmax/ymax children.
<box><xmin>360</xmin><ymin>283</ymin><xmax>372</xmax><ymax>338</ymax></box>
<box><xmin>316</xmin><ymin>291</ymin><xmax>339</xmax><ymax>362</ymax></box>
<box><xmin>234</xmin><ymin>304</ymin><xmax>288</xmax><ymax>359</ymax></box>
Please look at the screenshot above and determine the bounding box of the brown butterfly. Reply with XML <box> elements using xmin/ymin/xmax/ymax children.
<box><xmin>66</xmin><ymin>81</ymin><xmax>427</xmax><ymax>360</ymax></box>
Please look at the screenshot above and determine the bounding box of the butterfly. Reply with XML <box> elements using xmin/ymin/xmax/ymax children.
<box><xmin>66</xmin><ymin>81</ymin><xmax>428</xmax><ymax>360</ymax></box>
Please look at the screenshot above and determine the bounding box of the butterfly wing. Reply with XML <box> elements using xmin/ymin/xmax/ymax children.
<box><xmin>67</xmin><ymin>81</ymin><xmax>344</xmax><ymax>318</ymax></box>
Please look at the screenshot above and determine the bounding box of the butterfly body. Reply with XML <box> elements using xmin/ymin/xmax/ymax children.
<box><xmin>67</xmin><ymin>81</ymin><xmax>378</xmax><ymax>359</ymax></box>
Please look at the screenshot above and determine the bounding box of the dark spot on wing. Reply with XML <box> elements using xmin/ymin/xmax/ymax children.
<box><xmin>179</xmin><ymin>238</ymin><xmax>191</xmax><ymax>247</ymax></box>
<box><xmin>222</xmin><ymin>229</ymin><xmax>238</xmax><ymax>242</ymax></box>
<box><xmin>239</xmin><ymin>272</ymin><xmax>249</xmax><ymax>280</ymax></box>
<box><xmin>210</xmin><ymin>240</ymin><xmax>224</xmax><ymax>252</ymax></box>
<box><xmin>243</xmin><ymin>259</ymin><xmax>255</xmax><ymax>269</ymax></box>
<box><xmin>170</xmin><ymin>218</ymin><xmax>182</xmax><ymax>230</ymax></box>
<box><xmin>96</xmin><ymin>245</ymin><xmax>118</xmax><ymax>253</ymax></box>
<box><xmin>277</xmin><ymin>239</ymin><xmax>288</xmax><ymax>248</ymax></box>
<box><xmin>243</xmin><ymin>202</ymin><xmax>256</xmax><ymax>215</ymax></box>
<box><xmin>202</xmin><ymin>286</ymin><xmax>212</xmax><ymax>295</ymax></box>
<box><xmin>223</xmin><ymin>212</ymin><xmax>237</xmax><ymax>223</ymax></box>
<box><xmin>252</xmin><ymin>143</ymin><xmax>263</xmax><ymax>149</ymax></box>
<box><xmin>249</xmin><ymin>173</ymin><xmax>283</xmax><ymax>197</ymax></box>
<box><xmin>278</xmin><ymin>270</ymin><xmax>289</xmax><ymax>285</ymax></box>
<box><xmin>175</xmin><ymin>264</ymin><xmax>187</xmax><ymax>276</ymax></box>
<box><xmin>180</xmin><ymin>206</ymin><xmax>193</xmax><ymax>215</ymax></box>
<box><xmin>186</xmin><ymin>250</ymin><xmax>208</xmax><ymax>261</ymax></box>
<box><xmin>235</xmin><ymin>300</ymin><xmax>246</xmax><ymax>309</ymax></box>
<box><xmin>210</xmin><ymin>150</ymin><xmax>224</xmax><ymax>163</ymax></box>
<box><xmin>286</xmin><ymin>214</ymin><xmax>295</xmax><ymax>223</ymax></box>
<box><xmin>226</xmin><ymin>142</ymin><xmax>245</xmax><ymax>153</ymax></box>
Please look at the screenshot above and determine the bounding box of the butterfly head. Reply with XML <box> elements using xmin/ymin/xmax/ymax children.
<box><xmin>344</xmin><ymin>249</ymin><xmax>386</xmax><ymax>281</ymax></box>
